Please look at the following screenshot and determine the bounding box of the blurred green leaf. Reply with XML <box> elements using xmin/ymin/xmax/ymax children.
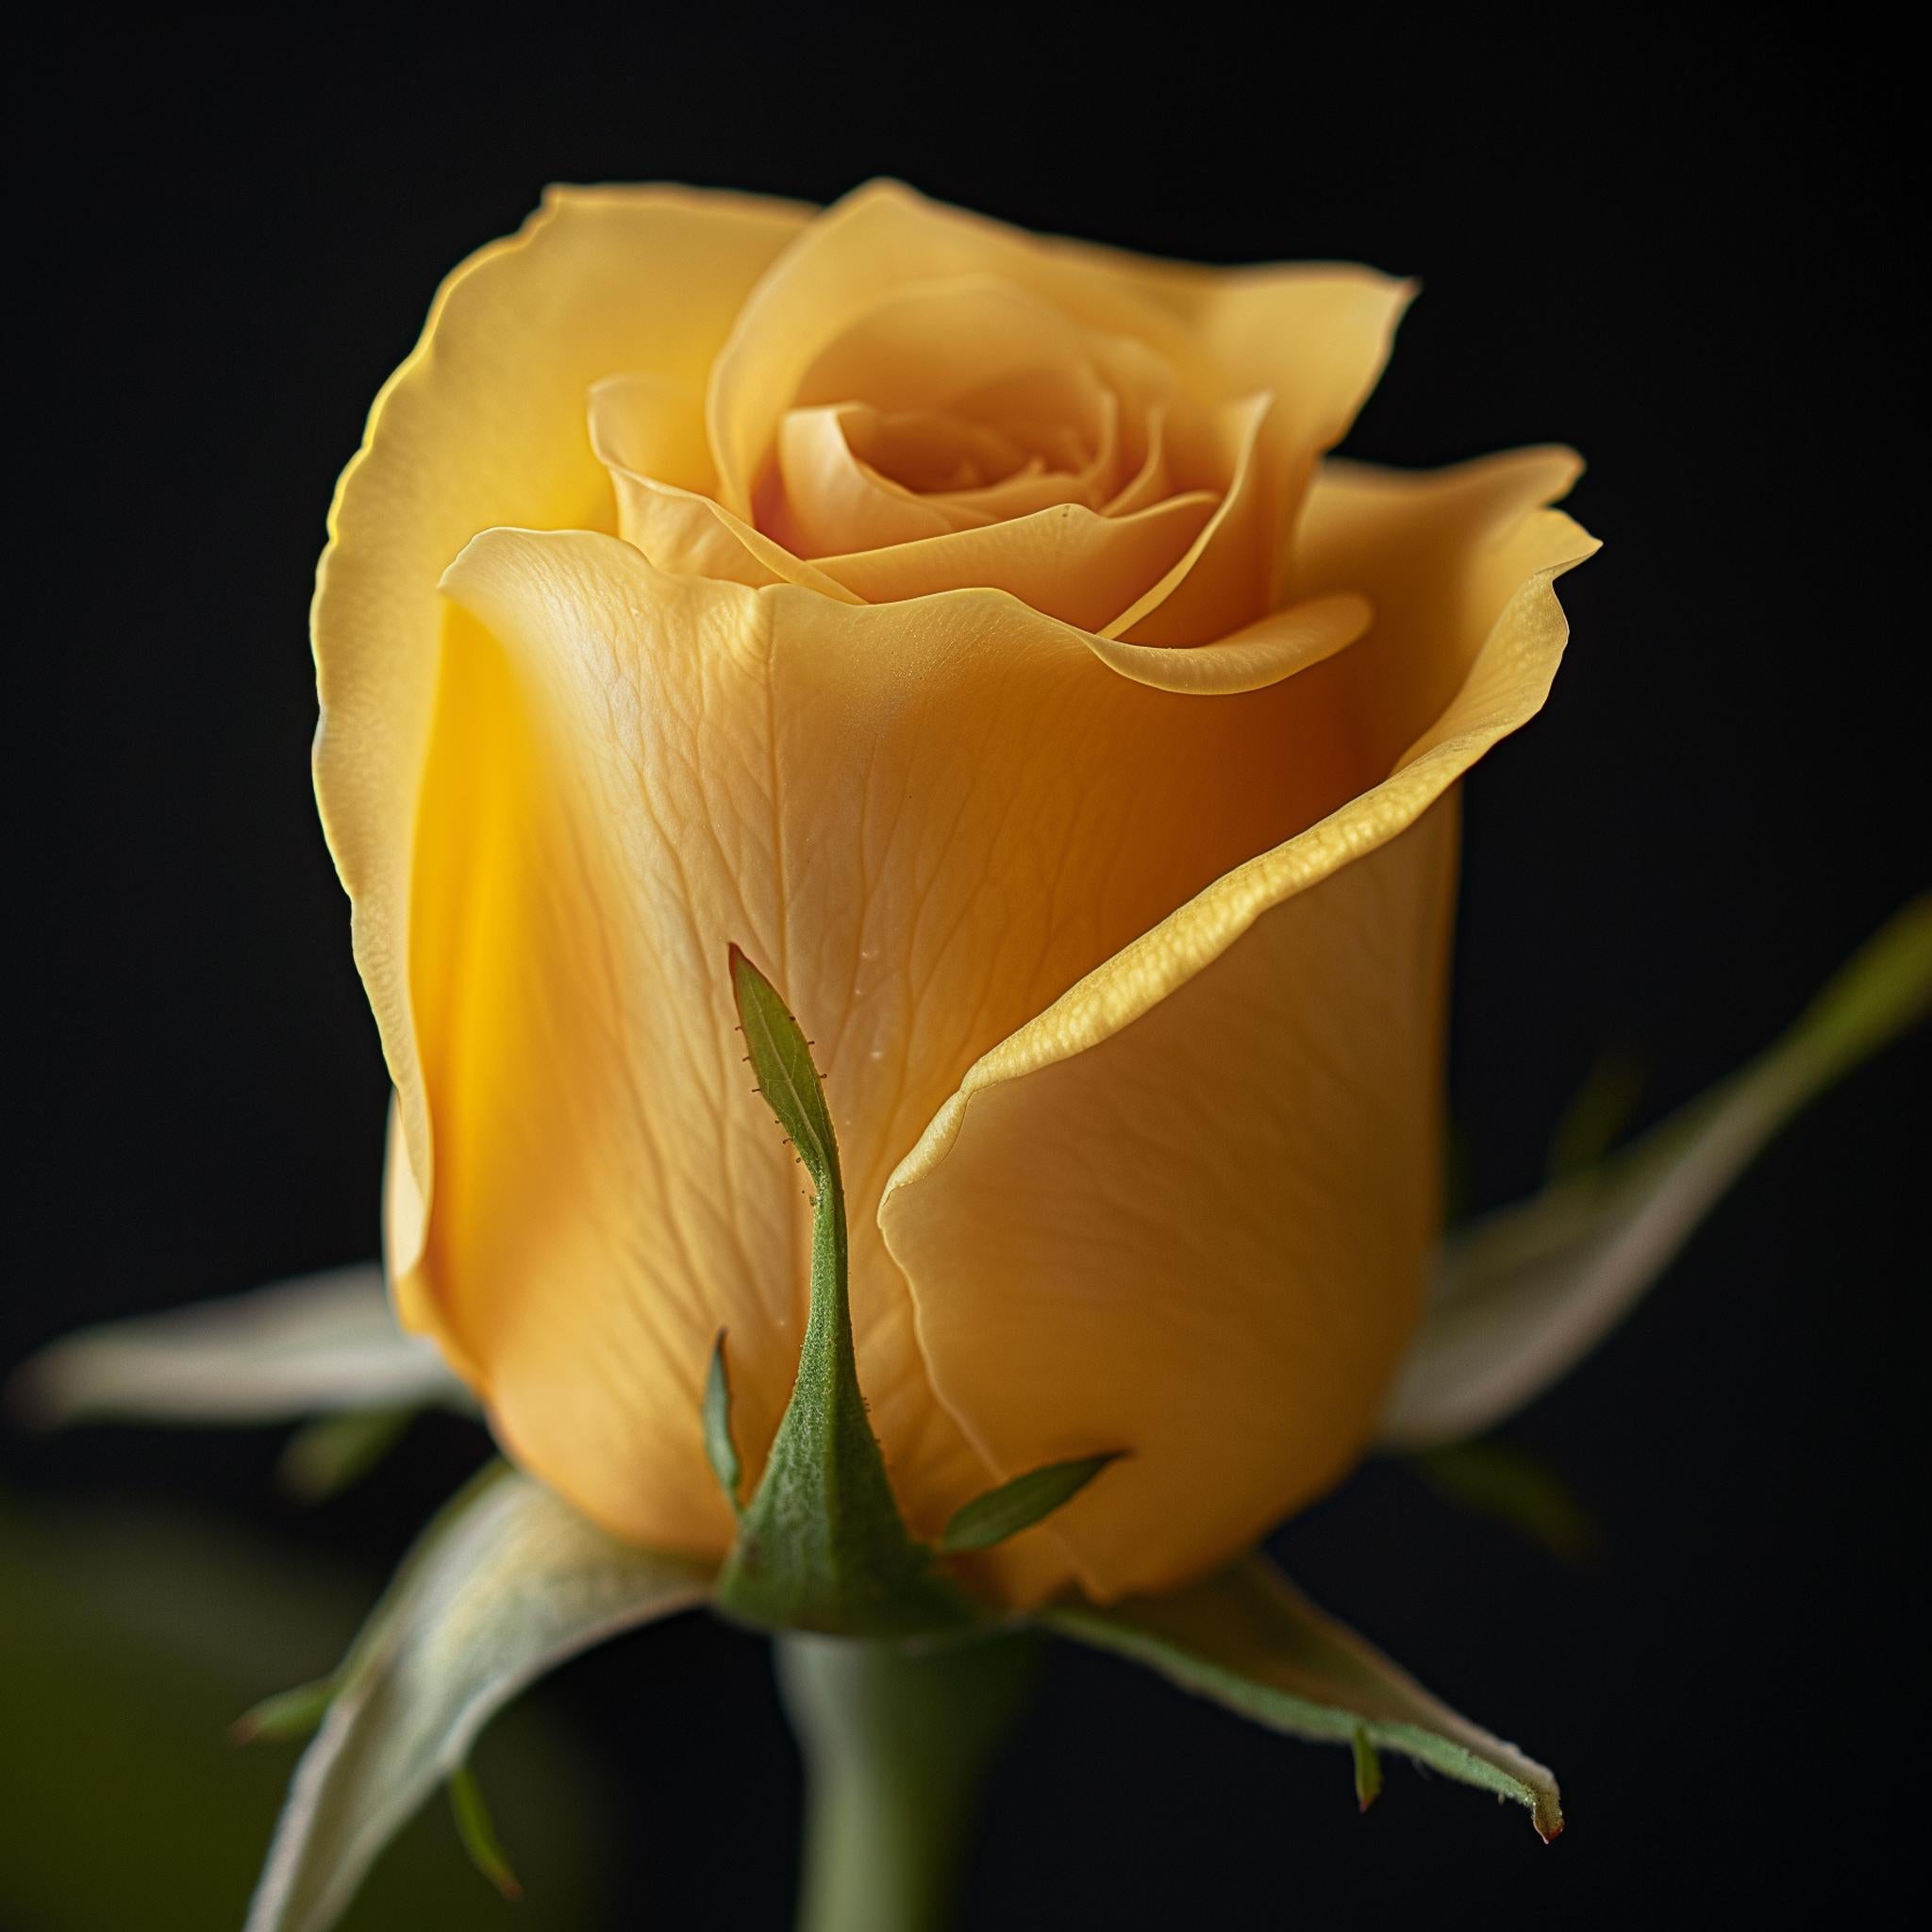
<box><xmin>1410</xmin><ymin>1440</ymin><xmax>1601</xmax><ymax>1565</ymax></box>
<box><xmin>1544</xmin><ymin>1050</ymin><xmax>1646</xmax><ymax>1181</ymax></box>
<box><xmin>278</xmin><ymin>1410</ymin><xmax>416</xmax><ymax>1504</ymax></box>
<box><xmin>1047</xmin><ymin>1553</ymin><xmax>1561</xmax><ymax>1839</ymax></box>
<box><xmin>1382</xmin><ymin>895</ymin><xmax>1932</xmax><ymax>1447</ymax></box>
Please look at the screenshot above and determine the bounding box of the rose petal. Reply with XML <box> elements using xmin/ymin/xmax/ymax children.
<box><xmin>809</xmin><ymin>491</ymin><xmax>1218</xmax><ymax>629</ymax></box>
<box><xmin>313</xmin><ymin>186</ymin><xmax>808</xmax><ymax>1253</ymax></box>
<box><xmin>1103</xmin><ymin>393</ymin><xmax>1273</xmax><ymax>641</ymax></box>
<box><xmin>1084</xmin><ymin>591</ymin><xmax>1371</xmax><ymax>694</ymax></box>
<box><xmin>594</xmin><ymin>358</ymin><xmax>1220</xmax><ymax>631</ymax></box>
<box><xmin>707</xmin><ymin>181</ymin><xmax>1224</xmax><ymax>519</ymax></box>
<box><xmin>707</xmin><ymin>180</ymin><xmax>1412</xmax><ymax>638</ymax></box>
<box><xmin>589</xmin><ymin>375</ymin><xmax>861</xmax><ymax>596</ymax></box>
<box><xmin>774</xmin><ymin>357</ymin><xmax>1126</xmax><ymax>547</ymax></box>
<box><xmin>775</xmin><ymin>406</ymin><xmax>962</xmax><ymax>549</ymax></box>
<box><xmin>407</xmin><ymin>533</ymin><xmax>1387</xmax><ymax>1574</ymax></box>
<box><xmin>879</xmin><ymin>451</ymin><xmax>1597</xmax><ymax>1603</ymax></box>
<box><xmin>1102</xmin><ymin>247</ymin><xmax>1418</xmax><ymax>607</ymax></box>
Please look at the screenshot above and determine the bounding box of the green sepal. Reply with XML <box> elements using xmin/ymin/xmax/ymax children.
<box><xmin>447</xmin><ymin>1762</ymin><xmax>522</xmax><ymax>1902</ymax></box>
<box><xmin>1046</xmin><ymin>1551</ymin><xmax>1562</xmax><ymax>1840</ymax></box>
<box><xmin>939</xmin><ymin>1453</ymin><xmax>1123</xmax><ymax>1553</ymax></box>
<box><xmin>277</xmin><ymin>1408</ymin><xmax>414</xmax><ymax>1504</ymax></box>
<box><xmin>712</xmin><ymin>949</ymin><xmax>972</xmax><ymax>1638</ymax></box>
<box><xmin>1544</xmin><ymin>1049</ymin><xmax>1645</xmax><ymax>1182</ymax></box>
<box><xmin>1351</xmin><ymin>1727</ymin><xmax>1383</xmax><ymax>1811</ymax></box>
<box><xmin>1383</xmin><ymin>893</ymin><xmax>1932</xmax><ymax>1447</ymax></box>
<box><xmin>703</xmin><ymin>1331</ymin><xmax>742</xmax><ymax>1510</ymax></box>
<box><xmin>242</xmin><ymin>1463</ymin><xmax>711</xmax><ymax>1932</ymax></box>
<box><xmin>232</xmin><ymin>1676</ymin><xmax>338</xmax><ymax>1746</ymax></box>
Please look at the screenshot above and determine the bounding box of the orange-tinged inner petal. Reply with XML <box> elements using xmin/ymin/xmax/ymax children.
<box><xmin>707</xmin><ymin>185</ymin><xmax>1224</xmax><ymax>520</ymax></box>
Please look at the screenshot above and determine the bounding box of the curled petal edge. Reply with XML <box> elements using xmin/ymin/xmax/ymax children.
<box><xmin>882</xmin><ymin>517</ymin><xmax>1600</xmax><ymax>1221</ymax></box>
<box><xmin>1084</xmin><ymin>591</ymin><xmax>1372</xmax><ymax>694</ymax></box>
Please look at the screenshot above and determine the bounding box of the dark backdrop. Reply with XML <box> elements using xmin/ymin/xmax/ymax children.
<box><xmin>9</xmin><ymin>17</ymin><xmax>1923</xmax><ymax>1930</ymax></box>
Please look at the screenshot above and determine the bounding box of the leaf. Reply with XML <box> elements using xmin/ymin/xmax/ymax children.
<box><xmin>939</xmin><ymin>1454</ymin><xmax>1123</xmax><ymax>1553</ymax></box>
<box><xmin>713</xmin><ymin>949</ymin><xmax>967</xmax><ymax>1638</ymax></box>
<box><xmin>1410</xmin><ymin>1441</ymin><xmax>1600</xmax><ymax>1565</ymax></box>
<box><xmin>7</xmin><ymin>1264</ymin><xmax>472</xmax><ymax>1427</ymax></box>
<box><xmin>1046</xmin><ymin>1553</ymin><xmax>1561</xmax><ymax>1840</ymax></box>
<box><xmin>243</xmin><ymin>1464</ymin><xmax>710</xmax><ymax>1932</ymax></box>
<box><xmin>702</xmin><ymin>1331</ymin><xmax>742</xmax><ymax>1509</ymax></box>
<box><xmin>1544</xmin><ymin>1050</ymin><xmax>1645</xmax><ymax>1181</ymax></box>
<box><xmin>277</xmin><ymin>1408</ymin><xmax>416</xmax><ymax>1503</ymax></box>
<box><xmin>1381</xmin><ymin>895</ymin><xmax>1932</xmax><ymax>1448</ymax></box>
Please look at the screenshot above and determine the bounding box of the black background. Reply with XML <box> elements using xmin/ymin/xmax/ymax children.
<box><xmin>9</xmin><ymin>17</ymin><xmax>1923</xmax><ymax>1930</ymax></box>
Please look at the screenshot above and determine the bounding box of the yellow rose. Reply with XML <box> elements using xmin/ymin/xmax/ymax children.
<box><xmin>315</xmin><ymin>180</ymin><xmax>1595</xmax><ymax>1609</ymax></box>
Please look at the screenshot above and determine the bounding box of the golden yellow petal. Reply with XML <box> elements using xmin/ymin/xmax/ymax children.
<box><xmin>707</xmin><ymin>182</ymin><xmax>1233</xmax><ymax>518</ymax></box>
<box><xmin>1085</xmin><ymin>243</ymin><xmax>1417</xmax><ymax>610</ymax></box>
<box><xmin>1084</xmin><ymin>591</ymin><xmax>1371</xmax><ymax>694</ymax></box>
<box><xmin>593</xmin><ymin>369</ymin><xmax>1212</xmax><ymax>627</ymax></box>
<box><xmin>808</xmin><ymin>491</ymin><xmax>1217</xmax><ymax>629</ymax></box>
<box><xmin>880</xmin><ymin>452</ymin><xmax>1597</xmax><ymax>1604</ymax></box>
<box><xmin>590</xmin><ymin>375</ymin><xmax>860</xmax><ymax>597</ymax></box>
<box><xmin>1295</xmin><ymin>447</ymin><xmax>1588</xmax><ymax>774</ymax></box>
<box><xmin>1103</xmin><ymin>394</ymin><xmax>1272</xmax><ymax>641</ymax></box>
<box><xmin>313</xmin><ymin>185</ymin><xmax>809</xmax><ymax>1315</ymax></box>
<box><xmin>776</xmin><ymin>405</ymin><xmax>963</xmax><ymax>549</ymax></box>
<box><xmin>410</xmin><ymin>529</ymin><xmax>1391</xmax><ymax>1570</ymax></box>
<box><xmin>774</xmin><ymin>356</ymin><xmax>1125</xmax><ymax>547</ymax></box>
<box><xmin>1184</xmin><ymin>267</ymin><xmax>1417</xmax><ymax>608</ymax></box>
<box><xmin>1101</xmin><ymin>400</ymin><xmax>1176</xmax><ymax>516</ymax></box>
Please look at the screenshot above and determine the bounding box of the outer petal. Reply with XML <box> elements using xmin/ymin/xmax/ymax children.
<box><xmin>312</xmin><ymin>184</ymin><xmax>809</xmax><ymax>1290</ymax></box>
<box><xmin>408</xmin><ymin>536</ymin><xmax>1385</xmax><ymax>1574</ymax></box>
<box><xmin>880</xmin><ymin>452</ymin><xmax>1597</xmax><ymax>1603</ymax></box>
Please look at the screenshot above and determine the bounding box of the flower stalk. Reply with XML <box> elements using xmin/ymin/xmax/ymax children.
<box><xmin>776</xmin><ymin>1631</ymin><xmax>1040</xmax><ymax>1932</ymax></box>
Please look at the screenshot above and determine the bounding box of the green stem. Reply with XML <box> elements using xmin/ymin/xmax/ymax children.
<box><xmin>775</xmin><ymin>1630</ymin><xmax>1039</xmax><ymax>1932</ymax></box>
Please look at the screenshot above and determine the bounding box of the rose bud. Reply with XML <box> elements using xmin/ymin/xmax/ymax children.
<box><xmin>316</xmin><ymin>182</ymin><xmax>1594</xmax><ymax>1607</ymax></box>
